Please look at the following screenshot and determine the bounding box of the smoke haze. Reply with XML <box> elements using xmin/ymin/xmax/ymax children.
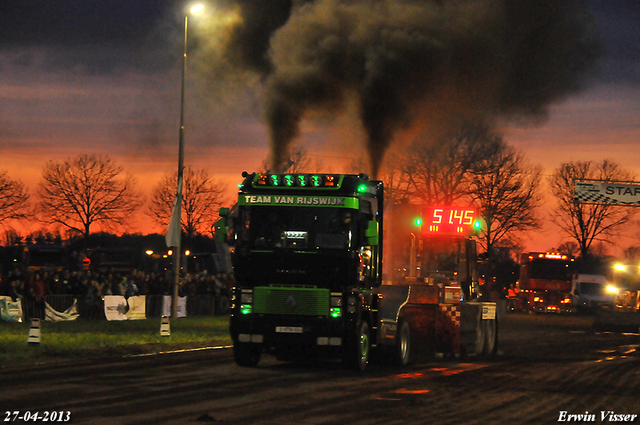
<box><xmin>259</xmin><ymin>0</ymin><xmax>600</xmax><ymax>177</ymax></box>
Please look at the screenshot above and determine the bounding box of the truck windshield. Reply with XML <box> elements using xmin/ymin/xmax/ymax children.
<box><xmin>530</xmin><ymin>259</ymin><xmax>571</xmax><ymax>280</ymax></box>
<box><xmin>579</xmin><ymin>282</ymin><xmax>606</xmax><ymax>296</ymax></box>
<box><xmin>238</xmin><ymin>206</ymin><xmax>358</xmax><ymax>250</ymax></box>
<box><xmin>422</xmin><ymin>239</ymin><xmax>461</xmax><ymax>280</ymax></box>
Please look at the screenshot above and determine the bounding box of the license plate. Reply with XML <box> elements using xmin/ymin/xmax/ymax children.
<box><xmin>276</xmin><ymin>326</ymin><xmax>303</xmax><ymax>334</ymax></box>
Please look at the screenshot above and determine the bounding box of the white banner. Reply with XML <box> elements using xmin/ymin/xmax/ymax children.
<box><xmin>45</xmin><ymin>301</ymin><xmax>79</xmax><ymax>322</ymax></box>
<box><xmin>166</xmin><ymin>181</ymin><xmax>182</xmax><ymax>248</ymax></box>
<box><xmin>162</xmin><ymin>295</ymin><xmax>187</xmax><ymax>318</ymax></box>
<box><xmin>0</xmin><ymin>296</ymin><xmax>23</xmax><ymax>323</ymax></box>
<box><xmin>575</xmin><ymin>181</ymin><xmax>640</xmax><ymax>205</ymax></box>
<box><xmin>104</xmin><ymin>295</ymin><xmax>146</xmax><ymax>321</ymax></box>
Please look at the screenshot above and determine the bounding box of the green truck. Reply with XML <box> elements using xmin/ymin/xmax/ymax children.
<box><xmin>218</xmin><ymin>172</ymin><xmax>499</xmax><ymax>371</ymax></box>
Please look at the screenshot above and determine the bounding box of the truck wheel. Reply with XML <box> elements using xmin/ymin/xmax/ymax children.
<box><xmin>396</xmin><ymin>321</ymin><xmax>411</xmax><ymax>366</ymax></box>
<box><xmin>482</xmin><ymin>319</ymin><xmax>497</xmax><ymax>359</ymax></box>
<box><xmin>233</xmin><ymin>342</ymin><xmax>261</xmax><ymax>367</ymax></box>
<box><xmin>345</xmin><ymin>321</ymin><xmax>370</xmax><ymax>371</ymax></box>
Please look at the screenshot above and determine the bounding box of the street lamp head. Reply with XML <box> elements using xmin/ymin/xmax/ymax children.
<box><xmin>190</xmin><ymin>4</ymin><xmax>204</xmax><ymax>14</ymax></box>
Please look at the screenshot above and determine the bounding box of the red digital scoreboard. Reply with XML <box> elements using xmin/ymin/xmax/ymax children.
<box><xmin>422</xmin><ymin>207</ymin><xmax>477</xmax><ymax>236</ymax></box>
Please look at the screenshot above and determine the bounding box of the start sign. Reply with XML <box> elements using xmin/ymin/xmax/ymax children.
<box><xmin>574</xmin><ymin>181</ymin><xmax>640</xmax><ymax>206</ymax></box>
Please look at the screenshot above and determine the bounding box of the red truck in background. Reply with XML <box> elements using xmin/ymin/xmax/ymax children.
<box><xmin>517</xmin><ymin>252</ymin><xmax>574</xmax><ymax>313</ymax></box>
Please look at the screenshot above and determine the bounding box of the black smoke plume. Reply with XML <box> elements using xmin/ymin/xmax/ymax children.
<box><xmin>260</xmin><ymin>0</ymin><xmax>600</xmax><ymax>177</ymax></box>
<box><xmin>209</xmin><ymin>0</ymin><xmax>296</xmax><ymax>75</ymax></box>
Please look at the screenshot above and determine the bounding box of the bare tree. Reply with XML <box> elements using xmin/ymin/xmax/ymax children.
<box><xmin>284</xmin><ymin>146</ymin><xmax>312</xmax><ymax>173</ymax></box>
<box><xmin>549</xmin><ymin>160</ymin><xmax>637</xmax><ymax>259</ymax></box>
<box><xmin>349</xmin><ymin>152</ymin><xmax>413</xmax><ymax>205</ymax></box>
<box><xmin>0</xmin><ymin>168</ymin><xmax>30</xmax><ymax>224</ymax></box>
<box><xmin>261</xmin><ymin>145</ymin><xmax>322</xmax><ymax>174</ymax></box>
<box><xmin>379</xmin><ymin>151</ymin><xmax>414</xmax><ymax>205</ymax></box>
<box><xmin>405</xmin><ymin>120</ymin><xmax>503</xmax><ymax>206</ymax></box>
<box><xmin>469</xmin><ymin>146</ymin><xmax>542</xmax><ymax>254</ymax></box>
<box><xmin>148</xmin><ymin>167</ymin><xmax>228</xmax><ymax>239</ymax></box>
<box><xmin>557</xmin><ymin>241</ymin><xmax>580</xmax><ymax>257</ymax></box>
<box><xmin>623</xmin><ymin>245</ymin><xmax>640</xmax><ymax>263</ymax></box>
<box><xmin>37</xmin><ymin>154</ymin><xmax>142</xmax><ymax>238</ymax></box>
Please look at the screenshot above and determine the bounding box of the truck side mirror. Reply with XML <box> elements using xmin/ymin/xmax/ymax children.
<box><xmin>216</xmin><ymin>208</ymin><xmax>230</xmax><ymax>243</ymax></box>
<box><xmin>364</xmin><ymin>220</ymin><xmax>379</xmax><ymax>246</ymax></box>
<box><xmin>215</xmin><ymin>219</ymin><xmax>228</xmax><ymax>243</ymax></box>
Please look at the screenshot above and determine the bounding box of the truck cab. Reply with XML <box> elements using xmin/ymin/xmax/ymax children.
<box><xmin>572</xmin><ymin>274</ymin><xmax>616</xmax><ymax>313</ymax></box>
<box><xmin>517</xmin><ymin>252</ymin><xmax>574</xmax><ymax>313</ymax></box>
<box><xmin>219</xmin><ymin>172</ymin><xmax>383</xmax><ymax>369</ymax></box>
<box><xmin>218</xmin><ymin>172</ymin><xmax>498</xmax><ymax>370</ymax></box>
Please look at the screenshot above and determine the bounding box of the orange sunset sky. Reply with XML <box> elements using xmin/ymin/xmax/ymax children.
<box><xmin>1</xmin><ymin>1</ymin><xmax>639</xmax><ymax>255</ymax></box>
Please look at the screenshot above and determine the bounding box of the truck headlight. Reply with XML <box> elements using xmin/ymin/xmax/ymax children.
<box><xmin>606</xmin><ymin>285</ymin><xmax>619</xmax><ymax>295</ymax></box>
<box><xmin>240</xmin><ymin>289</ymin><xmax>253</xmax><ymax>314</ymax></box>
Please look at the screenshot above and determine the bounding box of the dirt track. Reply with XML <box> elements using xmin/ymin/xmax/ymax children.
<box><xmin>2</xmin><ymin>313</ymin><xmax>639</xmax><ymax>425</ymax></box>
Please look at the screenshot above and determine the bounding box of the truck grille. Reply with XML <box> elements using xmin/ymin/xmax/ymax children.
<box><xmin>548</xmin><ymin>292</ymin><xmax>561</xmax><ymax>303</ymax></box>
<box><xmin>253</xmin><ymin>286</ymin><xmax>330</xmax><ymax>316</ymax></box>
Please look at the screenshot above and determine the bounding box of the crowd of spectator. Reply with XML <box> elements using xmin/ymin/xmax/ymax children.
<box><xmin>0</xmin><ymin>265</ymin><xmax>235</xmax><ymax>320</ymax></box>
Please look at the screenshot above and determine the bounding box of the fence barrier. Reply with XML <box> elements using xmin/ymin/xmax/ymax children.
<box><xmin>17</xmin><ymin>293</ymin><xmax>229</xmax><ymax>321</ymax></box>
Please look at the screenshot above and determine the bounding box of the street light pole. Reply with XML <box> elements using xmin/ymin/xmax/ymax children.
<box><xmin>171</xmin><ymin>4</ymin><xmax>203</xmax><ymax>319</ymax></box>
<box><xmin>409</xmin><ymin>233</ymin><xmax>417</xmax><ymax>278</ymax></box>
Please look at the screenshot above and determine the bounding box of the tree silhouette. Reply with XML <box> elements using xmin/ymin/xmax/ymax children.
<box><xmin>557</xmin><ymin>241</ymin><xmax>579</xmax><ymax>257</ymax></box>
<box><xmin>260</xmin><ymin>145</ymin><xmax>323</xmax><ymax>174</ymax></box>
<box><xmin>147</xmin><ymin>167</ymin><xmax>228</xmax><ymax>239</ymax></box>
<box><xmin>550</xmin><ymin>160</ymin><xmax>637</xmax><ymax>259</ymax></box>
<box><xmin>404</xmin><ymin>120</ymin><xmax>503</xmax><ymax>206</ymax></box>
<box><xmin>469</xmin><ymin>145</ymin><xmax>542</xmax><ymax>254</ymax></box>
<box><xmin>0</xmin><ymin>168</ymin><xmax>30</xmax><ymax>224</ymax></box>
<box><xmin>37</xmin><ymin>154</ymin><xmax>142</xmax><ymax>238</ymax></box>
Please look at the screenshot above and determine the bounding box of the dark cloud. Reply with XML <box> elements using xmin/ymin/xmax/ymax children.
<box><xmin>587</xmin><ymin>0</ymin><xmax>640</xmax><ymax>85</ymax></box>
<box><xmin>0</xmin><ymin>1</ymin><xmax>300</xmax><ymax>77</ymax></box>
<box><xmin>0</xmin><ymin>1</ymin><xmax>175</xmax><ymax>47</ymax></box>
<box><xmin>0</xmin><ymin>1</ymin><xmax>186</xmax><ymax>74</ymax></box>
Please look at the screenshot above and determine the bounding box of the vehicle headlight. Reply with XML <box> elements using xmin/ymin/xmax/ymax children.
<box><xmin>606</xmin><ymin>285</ymin><xmax>619</xmax><ymax>295</ymax></box>
<box><xmin>240</xmin><ymin>289</ymin><xmax>253</xmax><ymax>314</ymax></box>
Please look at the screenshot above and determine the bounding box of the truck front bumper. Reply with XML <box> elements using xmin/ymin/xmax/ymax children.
<box><xmin>231</xmin><ymin>314</ymin><xmax>348</xmax><ymax>357</ymax></box>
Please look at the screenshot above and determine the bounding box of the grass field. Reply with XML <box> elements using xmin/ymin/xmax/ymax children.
<box><xmin>0</xmin><ymin>316</ymin><xmax>232</xmax><ymax>370</ymax></box>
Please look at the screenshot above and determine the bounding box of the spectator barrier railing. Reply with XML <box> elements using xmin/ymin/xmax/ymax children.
<box><xmin>18</xmin><ymin>293</ymin><xmax>229</xmax><ymax>321</ymax></box>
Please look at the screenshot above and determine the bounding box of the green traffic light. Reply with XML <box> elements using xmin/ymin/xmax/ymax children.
<box><xmin>415</xmin><ymin>218</ymin><xmax>422</xmax><ymax>226</ymax></box>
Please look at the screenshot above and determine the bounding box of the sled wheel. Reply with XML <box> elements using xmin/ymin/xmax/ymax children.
<box><xmin>396</xmin><ymin>320</ymin><xmax>411</xmax><ymax>366</ymax></box>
